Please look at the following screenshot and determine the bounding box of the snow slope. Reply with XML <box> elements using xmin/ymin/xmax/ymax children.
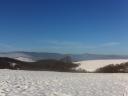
<box><xmin>15</xmin><ymin>57</ymin><xmax>35</xmax><ymax>62</ymax></box>
<box><xmin>0</xmin><ymin>69</ymin><xmax>128</xmax><ymax>96</ymax></box>
<box><xmin>74</xmin><ymin>59</ymin><xmax>128</xmax><ymax>72</ymax></box>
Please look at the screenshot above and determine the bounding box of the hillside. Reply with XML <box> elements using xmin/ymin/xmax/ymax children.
<box><xmin>1</xmin><ymin>52</ymin><xmax>128</xmax><ymax>62</ymax></box>
<box><xmin>0</xmin><ymin>57</ymin><xmax>79</xmax><ymax>72</ymax></box>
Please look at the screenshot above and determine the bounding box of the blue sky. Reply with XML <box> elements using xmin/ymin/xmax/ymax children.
<box><xmin>0</xmin><ymin>0</ymin><xmax>128</xmax><ymax>54</ymax></box>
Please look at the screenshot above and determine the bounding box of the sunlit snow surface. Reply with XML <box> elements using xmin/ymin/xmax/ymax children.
<box><xmin>0</xmin><ymin>69</ymin><xmax>128</xmax><ymax>96</ymax></box>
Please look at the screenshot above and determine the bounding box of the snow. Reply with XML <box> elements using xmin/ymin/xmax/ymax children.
<box><xmin>15</xmin><ymin>57</ymin><xmax>35</xmax><ymax>62</ymax></box>
<box><xmin>74</xmin><ymin>59</ymin><xmax>128</xmax><ymax>72</ymax></box>
<box><xmin>0</xmin><ymin>69</ymin><xmax>128</xmax><ymax>96</ymax></box>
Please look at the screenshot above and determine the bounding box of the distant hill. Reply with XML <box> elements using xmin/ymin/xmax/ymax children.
<box><xmin>0</xmin><ymin>52</ymin><xmax>128</xmax><ymax>62</ymax></box>
<box><xmin>1</xmin><ymin>57</ymin><xmax>128</xmax><ymax>73</ymax></box>
<box><xmin>96</xmin><ymin>62</ymin><xmax>128</xmax><ymax>73</ymax></box>
<box><xmin>0</xmin><ymin>52</ymin><xmax>64</xmax><ymax>61</ymax></box>
<box><xmin>0</xmin><ymin>57</ymin><xmax>79</xmax><ymax>72</ymax></box>
<box><xmin>0</xmin><ymin>57</ymin><xmax>25</xmax><ymax>69</ymax></box>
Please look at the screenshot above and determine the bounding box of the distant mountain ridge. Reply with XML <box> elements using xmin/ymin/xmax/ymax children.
<box><xmin>0</xmin><ymin>52</ymin><xmax>64</xmax><ymax>61</ymax></box>
<box><xmin>0</xmin><ymin>51</ymin><xmax>128</xmax><ymax>62</ymax></box>
<box><xmin>70</xmin><ymin>53</ymin><xmax>128</xmax><ymax>61</ymax></box>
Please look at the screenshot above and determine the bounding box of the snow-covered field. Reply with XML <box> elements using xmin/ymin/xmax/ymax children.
<box><xmin>0</xmin><ymin>69</ymin><xmax>128</xmax><ymax>96</ymax></box>
<box><xmin>75</xmin><ymin>59</ymin><xmax>128</xmax><ymax>72</ymax></box>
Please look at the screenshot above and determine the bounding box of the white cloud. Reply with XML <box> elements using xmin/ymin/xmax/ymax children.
<box><xmin>39</xmin><ymin>40</ymin><xmax>94</xmax><ymax>49</ymax></box>
<box><xmin>101</xmin><ymin>42</ymin><xmax>120</xmax><ymax>47</ymax></box>
<box><xmin>34</xmin><ymin>41</ymin><xmax>121</xmax><ymax>54</ymax></box>
<box><xmin>0</xmin><ymin>43</ymin><xmax>14</xmax><ymax>49</ymax></box>
<box><xmin>0</xmin><ymin>43</ymin><xmax>22</xmax><ymax>52</ymax></box>
<box><xmin>39</xmin><ymin>40</ymin><xmax>120</xmax><ymax>50</ymax></box>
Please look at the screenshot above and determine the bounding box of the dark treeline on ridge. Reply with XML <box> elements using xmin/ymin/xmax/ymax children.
<box><xmin>0</xmin><ymin>57</ymin><xmax>79</xmax><ymax>72</ymax></box>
